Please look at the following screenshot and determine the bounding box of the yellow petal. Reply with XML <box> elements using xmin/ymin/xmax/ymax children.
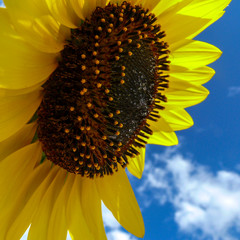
<box><xmin>148</xmin><ymin>117</ymin><xmax>173</xmax><ymax>132</ymax></box>
<box><xmin>97</xmin><ymin>0</ymin><xmax>109</xmax><ymax>7</ymax></box>
<box><xmin>160</xmin><ymin>14</ymin><xmax>210</xmax><ymax>45</ymax></box>
<box><xmin>14</xmin><ymin>15</ymin><xmax>70</xmax><ymax>53</ymax></box>
<box><xmin>80</xmin><ymin>178</ymin><xmax>107</xmax><ymax>240</ymax></box>
<box><xmin>95</xmin><ymin>167</ymin><xmax>145</xmax><ymax>238</ymax></box>
<box><xmin>0</xmin><ymin>9</ymin><xmax>57</xmax><ymax>89</ymax></box>
<box><xmin>154</xmin><ymin>0</ymin><xmax>192</xmax><ymax>20</ymax></box>
<box><xmin>4</xmin><ymin>0</ymin><xmax>49</xmax><ymax>18</ymax></box>
<box><xmin>109</xmin><ymin>0</ymin><xmax>124</xmax><ymax>4</ymax></box>
<box><xmin>178</xmin><ymin>0</ymin><xmax>231</xmax><ymax>39</ymax></box>
<box><xmin>0</xmin><ymin>44</ymin><xmax>57</xmax><ymax>89</ymax></box>
<box><xmin>70</xmin><ymin>0</ymin><xmax>97</xmax><ymax>20</ymax></box>
<box><xmin>169</xmin><ymin>40</ymin><xmax>222</xmax><ymax>69</ymax></box>
<box><xmin>147</xmin><ymin>106</ymin><xmax>193</xmax><ymax>132</ymax></box>
<box><xmin>160</xmin><ymin>108</ymin><xmax>194</xmax><ymax>131</ymax></box>
<box><xmin>179</xmin><ymin>0</ymin><xmax>231</xmax><ymax>18</ymax></box>
<box><xmin>187</xmin><ymin>12</ymin><xmax>224</xmax><ymax>40</ymax></box>
<box><xmin>47</xmin><ymin>174</ymin><xmax>75</xmax><ymax>240</ymax></box>
<box><xmin>3</xmin><ymin>1</ymin><xmax>69</xmax><ymax>53</ymax></box>
<box><xmin>28</xmin><ymin>169</ymin><xmax>67</xmax><ymax>240</ymax></box>
<box><xmin>142</xmin><ymin>0</ymin><xmax>164</xmax><ymax>12</ymax></box>
<box><xmin>156</xmin><ymin>0</ymin><xmax>231</xmax><ymax>42</ymax></box>
<box><xmin>0</xmin><ymin>142</ymin><xmax>42</xmax><ymax>212</ymax></box>
<box><xmin>161</xmin><ymin>0</ymin><xmax>221</xmax><ymax>43</ymax></box>
<box><xmin>0</xmin><ymin>142</ymin><xmax>43</xmax><ymax>239</ymax></box>
<box><xmin>0</xmin><ymin>82</ymin><xmax>43</xmax><ymax>98</ymax></box>
<box><xmin>45</xmin><ymin>0</ymin><xmax>81</xmax><ymax>28</ymax></box>
<box><xmin>164</xmin><ymin>84</ymin><xmax>209</xmax><ymax>108</ymax></box>
<box><xmin>0</xmin><ymin>122</ymin><xmax>37</xmax><ymax>162</ymax></box>
<box><xmin>0</xmin><ymin>90</ymin><xmax>42</xmax><ymax>141</ymax></box>
<box><xmin>168</xmin><ymin>78</ymin><xmax>201</xmax><ymax>91</ymax></box>
<box><xmin>5</xmin><ymin>163</ymin><xmax>58</xmax><ymax>240</ymax></box>
<box><xmin>169</xmin><ymin>65</ymin><xmax>215</xmax><ymax>85</ymax></box>
<box><xmin>147</xmin><ymin>131</ymin><xmax>178</xmax><ymax>146</ymax></box>
<box><xmin>67</xmin><ymin>176</ymin><xmax>95</xmax><ymax>240</ymax></box>
<box><xmin>69</xmin><ymin>0</ymin><xmax>85</xmax><ymax>19</ymax></box>
<box><xmin>127</xmin><ymin>147</ymin><xmax>146</xmax><ymax>179</ymax></box>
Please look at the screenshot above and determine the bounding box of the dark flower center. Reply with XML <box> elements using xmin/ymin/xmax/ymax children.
<box><xmin>37</xmin><ymin>1</ymin><xmax>169</xmax><ymax>178</ymax></box>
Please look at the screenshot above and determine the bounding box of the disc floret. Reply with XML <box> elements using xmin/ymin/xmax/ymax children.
<box><xmin>37</xmin><ymin>1</ymin><xmax>170</xmax><ymax>178</ymax></box>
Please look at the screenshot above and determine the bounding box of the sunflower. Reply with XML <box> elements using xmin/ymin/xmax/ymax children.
<box><xmin>0</xmin><ymin>0</ymin><xmax>230</xmax><ymax>239</ymax></box>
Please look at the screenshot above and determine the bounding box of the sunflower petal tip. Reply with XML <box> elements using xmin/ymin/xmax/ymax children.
<box><xmin>127</xmin><ymin>167</ymin><xmax>142</xmax><ymax>179</ymax></box>
<box><xmin>210</xmin><ymin>67</ymin><xmax>216</xmax><ymax>76</ymax></box>
<box><xmin>205</xmin><ymin>88</ymin><xmax>210</xmax><ymax>96</ymax></box>
<box><xmin>136</xmin><ymin>172</ymin><xmax>143</xmax><ymax>179</ymax></box>
<box><xmin>175</xmin><ymin>137</ymin><xmax>179</xmax><ymax>146</ymax></box>
<box><xmin>139</xmin><ymin>228</ymin><xmax>145</xmax><ymax>238</ymax></box>
<box><xmin>188</xmin><ymin>118</ymin><xmax>194</xmax><ymax>129</ymax></box>
<box><xmin>134</xmin><ymin>218</ymin><xmax>145</xmax><ymax>238</ymax></box>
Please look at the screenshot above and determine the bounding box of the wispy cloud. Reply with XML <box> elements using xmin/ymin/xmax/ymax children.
<box><xmin>138</xmin><ymin>146</ymin><xmax>240</xmax><ymax>240</ymax></box>
<box><xmin>107</xmin><ymin>230</ymin><xmax>138</xmax><ymax>240</ymax></box>
<box><xmin>228</xmin><ymin>86</ymin><xmax>240</xmax><ymax>97</ymax></box>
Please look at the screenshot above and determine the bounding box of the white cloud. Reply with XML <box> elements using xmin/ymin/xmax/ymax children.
<box><xmin>138</xmin><ymin>147</ymin><xmax>240</xmax><ymax>240</ymax></box>
<box><xmin>228</xmin><ymin>86</ymin><xmax>240</xmax><ymax>97</ymax></box>
<box><xmin>107</xmin><ymin>230</ymin><xmax>137</xmax><ymax>240</ymax></box>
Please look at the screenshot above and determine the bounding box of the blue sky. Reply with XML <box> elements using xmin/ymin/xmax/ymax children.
<box><xmin>1</xmin><ymin>0</ymin><xmax>239</xmax><ymax>240</ymax></box>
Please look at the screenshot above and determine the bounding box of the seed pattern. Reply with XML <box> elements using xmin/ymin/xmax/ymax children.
<box><xmin>37</xmin><ymin>1</ymin><xmax>170</xmax><ymax>178</ymax></box>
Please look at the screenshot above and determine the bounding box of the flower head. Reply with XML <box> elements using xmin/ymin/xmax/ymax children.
<box><xmin>0</xmin><ymin>0</ymin><xmax>231</xmax><ymax>239</ymax></box>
